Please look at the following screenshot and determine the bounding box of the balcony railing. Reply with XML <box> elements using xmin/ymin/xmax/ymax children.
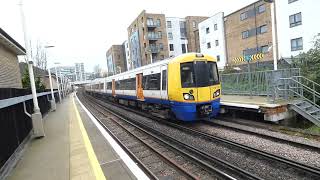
<box><xmin>147</xmin><ymin>33</ymin><xmax>161</xmax><ymax>40</ymax></box>
<box><xmin>146</xmin><ymin>45</ymin><xmax>160</xmax><ymax>53</ymax></box>
<box><xmin>147</xmin><ymin>21</ymin><xmax>160</xmax><ymax>28</ymax></box>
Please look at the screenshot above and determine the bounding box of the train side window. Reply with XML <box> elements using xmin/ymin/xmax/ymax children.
<box><xmin>107</xmin><ymin>82</ymin><xmax>112</xmax><ymax>90</ymax></box>
<box><xmin>143</xmin><ymin>75</ymin><xmax>148</xmax><ymax>89</ymax></box>
<box><xmin>180</xmin><ymin>62</ymin><xmax>195</xmax><ymax>88</ymax></box>
<box><xmin>148</xmin><ymin>73</ymin><xmax>161</xmax><ymax>90</ymax></box>
<box><xmin>162</xmin><ymin>70</ymin><xmax>167</xmax><ymax>90</ymax></box>
<box><xmin>115</xmin><ymin>81</ymin><xmax>120</xmax><ymax>89</ymax></box>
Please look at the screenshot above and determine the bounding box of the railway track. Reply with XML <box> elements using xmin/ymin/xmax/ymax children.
<box><xmin>79</xmin><ymin>92</ymin><xmax>261</xmax><ymax>180</ymax></box>
<box><xmin>82</xmin><ymin>91</ymin><xmax>320</xmax><ymax>179</ymax></box>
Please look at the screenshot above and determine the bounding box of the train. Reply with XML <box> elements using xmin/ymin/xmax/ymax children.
<box><xmin>85</xmin><ymin>53</ymin><xmax>221</xmax><ymax>121</ymax></box>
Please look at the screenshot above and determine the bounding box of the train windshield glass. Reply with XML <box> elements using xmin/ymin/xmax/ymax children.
<box><xmin>180</xmin><ymin>61</ymin><xmax>219</xmax><ymax>88</ymax></box>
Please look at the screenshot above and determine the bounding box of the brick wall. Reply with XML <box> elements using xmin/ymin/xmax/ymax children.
<box><xmin>185</xmin><ymin>16</ymin><xmax>208</xmax><ymax>52</ymax></box>
<box><xmin>225</xmin><ymin>0</ymin><xmax>274</xmax><ymax>66</ymax></box>
<box><xmin>0</xmin><ymin>43</ymin><xmax>22</xmax><ymax>88</ymax></box>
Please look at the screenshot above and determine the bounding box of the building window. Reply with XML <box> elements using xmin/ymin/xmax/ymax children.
<box><xmin>206</xmin><ymin>27</ymin><xmax>210</xmax><ymax>34</ymax></box>
<box><xmin>288</xmin><ymin>0</ymin><xmax>298</xmax><ymax>3</ymax></box>
<box><xmin>156</xmin><ymin>19</ymin><xmax>161</xmax><ymax>26</ymax></box>
<box><xmin>159</xmin><ymin>43</ymin><xmax>164</xmax><ymax>50</ymax></box>
<box><xmin>216</xmin><ymin>55</ymin><xmax>220</xmax><ymax>62</ymax></box>
<box><xmin>207</xmin><ymin>42</ymin><xmax>211</xmax><ymax>49</ymax></box>
<box><xmin>260</xmin><ymin>45</ymin><xmax>269</xmax><ymax>53</ymax></box>
<box><xmin>215</xmin><ymin>40</ymin><xmax>219</xmax><ymax>46</ymax></box>
<box><xmin>168</xmin><ymin>32</ymin><xmax>173</xmax><ymax>40</ymax></box>
<box><xmin>257</xmin><ymin>25</ymin><xmax>267</xmax><ymax>34</ymax></box>
<box><xmin>181</xmin><ymin>44</ymin><xmax>186</xmax><ymax>53</ymax></box>
<box><xmin>242</xmin><ymin>30</ymin><xmax>249</xmax><ymax>39</ymax></box>
<box><xmin>240</xmin><ymin>11</ymin><xmax>248</xmax><ymax>21</ymax></box>
<box><xmin>193</xmin><ymin>21</ymin><xmax>196</xmax><ymax>28</ymax></box>
<box><xmin>214</xmin><ymin>24</ymin><xmax>218</xmax><ymax>31</ymax></box>
<box><xmin>291</xmin><ymin>37</ymin><xmax>303</xmax><ymax>51</ymax></box>
<box><xmin>158</xmin><ymin>31</ymin><xmax>162</xmax><ymax>38</ymax></box>
<box><xmin>167</xmin><ymin>21</ymin><xmax>172</xmax><ymax>28</ymax></box>
<box><xmin>257</xmin><ymin>4</ymin><xmax>265</xmax><ymax>14</ymax></box>
<box><xmin>169</xmin><ymin>44</ymin><xmax>174</xmax><ymax>51</ymax></box>
<box><xmin>289</xmin><ymin>12</ymin><xmax>302</xmax><ymax>27</ymax></box>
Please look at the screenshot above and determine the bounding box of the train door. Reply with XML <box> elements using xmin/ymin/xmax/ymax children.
<box><xmin>160</xmin><ymin>65</ymin><xmax>168</xmax><ymax>100</ymax></box>
<box><xmin>136</xmin><ymin>73</ymin><xmax>144</xmax><ymax>100</ymax></box>
<box><xmin>112</xmin><ymin>79</ymin><xmax>115</xmax><ymax>96</ymax></box>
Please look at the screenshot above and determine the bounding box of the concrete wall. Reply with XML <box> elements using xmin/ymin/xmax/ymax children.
<box><xmin>276</xmin><ymin>0</ymin><xmax>320</xmax><ymax>58</ymax></box>
<box><xmin>224</xmin><ymin>0</ymin><xmax>274</xmax><ymax>66</ymax></box>
<box><xmin>199</xmin><ymin>12</ymin><xmax>227</xmax><ymax>69</ymax></box>
<box><xmin>0</xmin><ymin>43</ymin><xmax>22</xmax><ymax>88</ymax></box>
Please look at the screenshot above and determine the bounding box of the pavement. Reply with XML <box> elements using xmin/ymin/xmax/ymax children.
<box><xmin>6</xmin><ymin>93</ymin><xmax>140</xmax><ymax>180</ymax></box>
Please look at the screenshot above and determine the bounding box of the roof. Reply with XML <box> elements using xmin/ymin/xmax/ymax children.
<box><xmin>0</xmin><ymin>28</ymin><xmax>26</xmax><ymax>55</ymax></box>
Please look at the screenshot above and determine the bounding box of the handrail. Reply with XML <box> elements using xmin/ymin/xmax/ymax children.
<box><xmin>0</xmin><ymin>91</ymin><xmax>58</xmax><ymax>109</ymax></box>
<box><xmin>292</xmin><ymin>76</ymin><xmax>320</xmax><ymax>88</ymax></box>
<box><xmin>282</xmin><ymin>78</ymin><xmax>320</xmax><ymax>97</ymax></box>
<box><xmin>276</xmin><ymin>77</ymin><xmax>320</xmax><ymax>109</ymax></box>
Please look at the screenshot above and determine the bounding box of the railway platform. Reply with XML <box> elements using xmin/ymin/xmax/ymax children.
<box><xmin>6</xmin><ymin>93</ymin><xmax>147</xmax><ymax>180</ymax></box>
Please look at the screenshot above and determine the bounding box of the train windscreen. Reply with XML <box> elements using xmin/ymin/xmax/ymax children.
<box><xmin>180</xmin><ymin>61</ymin><xmax>219</xmax><ymax>88</ymax></box>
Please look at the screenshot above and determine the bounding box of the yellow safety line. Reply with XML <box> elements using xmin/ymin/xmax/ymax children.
<box><xmin>72</xmin><ymin>97</ymin><xmax>106</xmax><ymax>180</ymax></box>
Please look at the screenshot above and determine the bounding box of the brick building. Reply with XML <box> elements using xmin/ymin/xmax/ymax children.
<box><xmin>127</xmin><ymin>10</ymin><xmax>169</xmax><ymax>68</ymax></box>
<box><xmin>224</xmin><ymin>0</ymin><xmax>274</xmax><ymax>66</ymax></box>
<box><xmin>185</xmin><ymin>16</ymin><xmax>209</xmax><ymax>53</ymax></box>
<box><xmin>106</xmin><ymin>45</ymin><xmax>126</xmax><ymax>75</ymax></box>
<box><xmin>0</xmin><ymin>28</ymin><xmax>25</xmax><ymax>88</ymax></box>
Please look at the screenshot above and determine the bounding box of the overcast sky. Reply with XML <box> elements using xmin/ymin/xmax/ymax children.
<box><xmin>1</xmin><ymin>0</ymin><xmax>255</xmax><ymax>72</ymax></box>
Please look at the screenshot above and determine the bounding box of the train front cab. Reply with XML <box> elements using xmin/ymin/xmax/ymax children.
<box><xmin>168</xmin><ymin>54</ymin><xmax>221</xmax><ymax>121</ymax></box>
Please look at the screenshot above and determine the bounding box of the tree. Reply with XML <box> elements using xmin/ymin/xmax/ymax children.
<box><xmin>30</xmin><ymin>40</ymin><xmax>47</xmax><ymax>71</ymax></box>
<box><xmin>293</xmin><ymin>35</ymin><xmax>320</xmax><ymax>84</ymax></box>
<box><xmin>21</xmin><ymin>67</ymin><xmax>46</xmax><ymax>91</ymax></box>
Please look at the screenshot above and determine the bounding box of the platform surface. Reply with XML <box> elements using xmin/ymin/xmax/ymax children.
<box><xmin>6</xmin><ymin>93</ymin><xmax>138</xmax><ymax>180</ymax></box>
<box><xmin>221</xmin><ymin>95</ymin><xmax>286</xmax><ymax>109</ymax></box>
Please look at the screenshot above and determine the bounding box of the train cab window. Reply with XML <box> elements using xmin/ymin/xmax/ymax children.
<box><xmin>180</xmin><ymin>62</ymin><xmax>195</xmax><ymax>88</ymax></box>
<box><xmin>208</xmin><ymin>62</ymin><xmax>220</xmax><ymax>85</ymax></box>
<box><xmin>162</xmin><ymin>70</ymin><xmax>167</xmax><ymax>90</ymax></box>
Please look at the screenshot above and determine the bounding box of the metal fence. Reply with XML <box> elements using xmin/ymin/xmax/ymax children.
<box><xmin>0</xmin><ymin>89</ymin><xmax>59</xmax><ymax>172</ymax></box>
<box><xmin>221</xmin><ymin>68</ymin><xmax>301</xmax><ymax>99</ymax></box>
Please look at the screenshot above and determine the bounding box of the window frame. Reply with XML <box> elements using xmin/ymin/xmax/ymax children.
<box><xmin>207</xmin><ymin>42</ymin><xmax>211</xmax><ymax>49</ymax></box>
<box><xmin>167</xmin><ymin>21</ymin><xmax>172</xmax><ymax>28</ymax></box>
<box><xmin>257</xmin><ymin>4</ymin><xmax>266</xmax><ymax>14</ymax></box>
<box><xmin>206</xmin><ymin>27</ymin><xmax>210</xmax><ymax>34</ymax></box>
<box><xmin>240</xmin><ymin>11</ymin><xmax>248</xmax><ymax>21</ymax></box>
<box><xmin>289</xmin><ymin>12</ymin><xmax>302</xmax><ymax>28</ymax></box>
<box><xmin>169</xmin><ymin>44</ymin><xmax>174</xmax><ymax>51</ymax></box>
<box><xmin>291</xmin><ymin>37</ymin><xmax>303</xmax><ymax>51</ymax></box>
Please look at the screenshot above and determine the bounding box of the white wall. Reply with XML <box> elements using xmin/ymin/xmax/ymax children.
<box><xmin>123</xmin><ymin>40</ymin><xmax>131</xmax><ymax>70</ymax></box>
<box><xmin>166</xmin><ymin>17</ymin><xmax>188</xmax><ymax>57</ymax></box>
<box><xmin>198</xmin><ymin>12</ymin><xmax>226</xmax><ymax>69</ymax></box>
<box><xmin>276</xmin><ymin>0</ymin><xmax>320</xmax><ymax>58</ymax></box>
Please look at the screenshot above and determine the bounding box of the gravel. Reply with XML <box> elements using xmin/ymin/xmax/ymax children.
<box><xmin>91</xmin><ymin>96</ymin><xmax>320</xmax><ymax>180</ymax></box>
<box><xmin>192</xmin><ymin>120</ymin><xmax>320</xmax><ymax>168</ymax></box>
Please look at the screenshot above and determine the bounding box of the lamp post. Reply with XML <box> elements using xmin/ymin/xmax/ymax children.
<box><xmin>19</xmin><ymin>0</ymin><xmax>45</xmax><ymax>138</ymax></box>
<box><xmin>54</xmin><ymin>62</ymin><xmax>62</xmax><ymax>101</ymax></box>
<box><xmin>264</xmin><ymin>0</ymin><xmax>278</xmax><ymax>70</ymax></box>
<box><xmin>44</xmin><ymin>45</ymin><xmax>56</xmax><ymax>111</ymax></box>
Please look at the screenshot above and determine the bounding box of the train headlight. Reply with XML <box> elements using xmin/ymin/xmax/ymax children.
<box><xmin>183</xmin><ymin>93</ymin><xmax>195</xmax><ymax>100</ymax></box>
<box><xmin>213</xmin><ymin>89</ymin><xmax>221</xmax><ymax>97</ymax></box>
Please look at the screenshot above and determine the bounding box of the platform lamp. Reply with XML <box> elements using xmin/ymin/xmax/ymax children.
<box><xmin>54</xmin><ymin>62</ymin><xmax>62</xmax><ymax>101</ymax></box>
<box><xmin>44</xmin><ymin>45</ymin><xmax>56</xmax><ymax>111</ymax></box>
<box><xmin>19</xmin><ymin>0</ymin><xmax>45</xmax><ymax>138</ymax></box>
<box><xmin>264</xmin><ymin>0</ymin><xmax>278</xmax><ymax>70</ymax></box>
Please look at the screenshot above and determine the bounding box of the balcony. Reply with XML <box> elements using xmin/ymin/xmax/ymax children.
<box><xmin>147</xmin><ymin>20</ymin><xmax>160</xmax><ymax>29</ymax></box>
<box><xmin>146</xmin><ymin>45</ymin><xmax>160</xmax><ymax>53</ymax></box>
<box><xmin>147</xmin><ymin>32</ymin><xmax>161</xmax><ymax>41</ymax></box>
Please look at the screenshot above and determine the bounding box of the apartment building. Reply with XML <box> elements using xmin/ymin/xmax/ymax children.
<box><xmin>275</xmin><ymin>0</ymin><xmax>320</xmax><ymax>59</ymax></box>
<box><xmin>0</xmin><ymin>28</ymin><xmax>25</xmax><ymax>88</ymax></box>
<box><xmin>185</xmin><ymin>16</ymin><xmax>209</xmax><ymax>53</ymax></box>
<box><xmin>122</xmin><ymin>40</ymin><xmax>131</xmax><ymax>70</ymax></box>
<box><xmin>75</xmin><ymin>63</ymin><xmax>85</xmax><ymax>81</ymax></box>
<box><xmin>106</xmin><ymin>45</ymin><xmax>126</xmax><ymax>75</ymax></box>
<box><xmin>224</xmin><ymin>0</ymin><xmax>274</xmax><ymax>67</ymax></box>
<box><xmin>166</xmin><ymin>17</ymin><xmax>188</xmax><ymax>57</ymax></box>
<box><xmin>199</xmin><ymin>12</ymin><xmax>227</xmax><ymax>69</ymax></box>
<box><xmin>128</xmin><ymin>10</ymin><xmax>169</xmax><ymax>67</ymax></box>
<box><xmin>50</xmin><ymin>66</ymin><xmax>76</xmax><ymax>82</ymax></box>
